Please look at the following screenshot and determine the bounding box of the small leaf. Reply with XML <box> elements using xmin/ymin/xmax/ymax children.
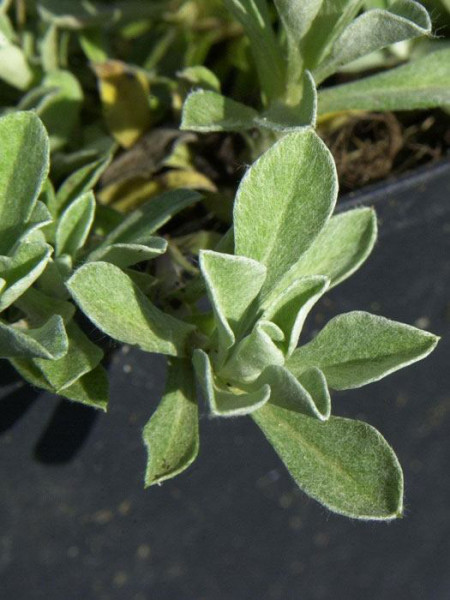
<box><xmin>21</xmin><ymin>202</ymin><xmax>53</xmax><ymax>241</ymax></box>
<box><xmin>93</xmin><ymin>60</ymin><xmax>153</xmax><ymax>148</ymax></box>
<box><xmin>255</xmin><ymin>71</ymin><xmax>317</xmax><ymax>131</ymax></box>
<box><xmin>34</xmin><ymin>321</ymin><xmax>103</xmax><ymax>392</ymax></box>
<box><xmin>56</xmin><ymin>192</ymin><xmax>95</xmax><ymax>257</ymax></box>
<box><xmin>193</xmin><ymin>349</ymin><xmax>270</xmax><ymax>417</ymax></box>
<box><xmin>101</xmin><ymin>189</ymin><xmax>200</xmax><ymax>246</ymax></box>
<box><xmin>0</xmin><ymin>112</ymin><xmax>49</xmax><ymax>254</ymax></box>
<box><xmin>52</xmin><ymin>154</ymin><xmax>112</xmax><ymax>217</ymax></box>
<box><xmin>61</xmin><ymin>365</ymin><xmax>109</xmax><ymax>411</ymax></box>
<box><xmin>67</xmin><ymin>261</ymin><xmax>195</xmax><ymax>357</ymax></box>
<box><xmin>261</xmin><ymin>275</ymin><xmax>329</xmax><ymax>356</ymax></box>
<box><xmin>223</xmin><ymin>0</ymin><xmax>286</xmax><ymax>102</ymax></box>
<box><xmin>0</xmin><ymin>40</ymin><xmax>34</xmax><ymax>89</ymax></box>
<box><xmin>0</xmin><ymin>242</ymin><xmax>52</xmax><ymax>311</ymax></box>
<box><xmin>315</xmin><ymin>0</ymin><xmax>431</xmax><ymax>82</ymax></box>
<box><xmin>234</xmin><ymin>130</ymin><xmax>337</xmax><ymax>291</ymax></box>
<box><xmin>10</xmin><ymin>358</ymin><xmax>109</xmax><ymax>410</ymax></box>
<box><xmin>37</xmin><ymin>70</ymin><xmax>84</xmax><ymax>151</ymax></box>
<box><xmin>219</xmin><ymin>320</ymin><xmax>285</xmax><ymax>384</ymax></box>
<box><xmin>318</xmin><ymin>48</ymin><xmax>450</xmax><ymax>113</ymax></box>
<box><xmin>0</xmin><ymin>315</ymin><xmax>67</xmax><ymax>360</ymax></box>
<box><xmin>274</xmin><ymin>0</ymin><xmax>324</xmax><ymax>41</ymax></box>
<box><xmin>287</xmin><ymin>311</ymin><xmax>439</xmax><ymax>389</ymax></box>
<box><xmin>253</xmin><ymin>406</ymin><xmax>404</xmax><ymax>520</ymax></box>
<box><xmin>254</xmin><ymin>365</ymin><xmax>330</xmax><ymax>420</ymax></box>
<box><xmin>144</xmin><ymin>358</ymin><xmax>199</xmax><ymax>486</ymax></box>
<box><xmin>269</xmin><ymin>208</ymin><xmax>377</xmax><ymax>293</ymax></box>
<box><xmin>178</xmin><ymin>66</ymin><xmax>221</xmax><ymax>92</ymax></box>
<box><xmin>199</xmin><ymin>250</ymin><xmax>266</xmax><ymax>350</ymax></box>
<box><xmin>15</xmin><ymin>286</ymin><xmax>75</xmax><ymax>324</ymax></box>
<box><xmin>181</xmin><ymin>90</ymin><xmax>258</xmax><ymax>132</ymax></box>
<box><xmin>88</xmin><ymin>238</ymin><xmax>167</xmax><ymax>268</ymax></box>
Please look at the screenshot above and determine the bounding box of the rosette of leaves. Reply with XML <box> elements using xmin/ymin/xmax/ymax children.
<box><xmin>182</xmin><ymin>0</ymin><xmax>450</xmax><ymax>135</ymax></box>
<box><xmin>67</xmin><ymin>129</ymin><xmax>439</xmax><ymax>520</ymax></box>
<box><xmin>0</xmin><ymin>110</ymin><xmax>200</xmax><ymax>410</ymax></box>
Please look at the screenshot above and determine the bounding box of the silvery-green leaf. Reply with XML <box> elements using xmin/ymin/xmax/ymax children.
<box><xmin>274</xmin><ymin>0</ymin><xmax>324</xmax><ymax>41</ymax></box>
<box><xmin>21</xmin><ymin>202</ymin><xmax>53</xmax><ymax>242</ymax></box>
<box><xmin>178</xmin><ymin>66</ymin><xmax>221</xmax><ymax>92</ymax></box>
<box><xmin>56</xmin><ymin>192</ymin><xmax>95</xmax><ymax>257</ymax></box>
<box><xmin>193</xmin><ymin>349</ymin><xmax>270</xmax><ymax>417</ymax></box>
<box><xmin>15</xmin><ymin>286</ymin><xmax>75</xmax><ymax>324</ymax></box>
<box><xmin>314</xmin><ymin>0</ymin><xmax>431</xmax><ymax>82</ymax></box>
<box><xmin>219</xmin><ymin>321</ymin><xmax>285</xmax><ymax>384</ymax></box>
<box><xmin>35</xmin><ymin>257</ymin><xmax>71</xmax><ymax>300</ymax></box>
<box><xmin>181</xmin><ymin>90</ymin><xmax>258</xmax><ymax>132</ymax></box>
<box><xmin>0</xmin><ymin>39</ymin><xmax>34</xmax><ymax>89</ymax></box>
<box><xmin>287</xmin><ymin>311</ymin><xmax>439</xmax><ymax>389</ymax></box>
<box><xmin>254</xmin><ymin>364</ymin><xmax>330</xmax><ymax>420</ymax></box>
<box><xmin>34</xmin><ymin>321</ymin><xmax>103</xmax><ymax>392</ymax></box>
<box><xmin>255</xmin><ymin>71</ymin><xmax>317</xmax><ymax>131</ymax></box>
<box><xmin>0</xmin><ymin>243</ymin><xmax>52</xmax><ymax>311</ymax></box>
<box><xmin>261</xmin><ymin>276</ymin><xmax>329</xmax><ymax>356</ymax></box>
<box><xmin>67</xmin><ymin>261</ymin><xmax>195</xmax><ymax>357</ymax></box>
<box><xmin>87</xmin><ymin>238</ymin><xmax>167</xmax><ymax>268</ymax></box>
<box><xmin>270</xmin><ymin>208</ymin><xmax>377</xmax><ymax>293</ymax></box>
<box><xmin>36</xmin><ymin>70</ymin><xmax>84</xmax><ymax>150</ymax></box>
<box><xmin>199</xmin><ymin>250</ymin><xmax>266</xmax><ymax>350</ymax></box>
<box><xmin>52</xmin><ymin>154</ymin><xmax>111</xmax><ymax>216</ymax></box>
<box><xmin>301</xmin><ymin>0</ymin><xmax>363</xmax><ymax>69</ymax></box>
<box><xmin>144</xmin><ymin>358</ymin><xmax>199</xmax><ymax>486</ymax></box>
<box><xmin>234</xmin><ymin>130</ymin><xmax>337</xmax><ymax>291</ymax></box>
<box><xmin>0</xmin><ymin>112</ymin><xmax>49</xmax><ymax>254</ymax></box>
<box><xmin>318</xmin><ymin>48</ymin><xmax>450</xmax><ymax>113</ymax></box>
<box><xmin>102</xmin><ymin>189</ymin><xmax>201</xmax><ymax>247</ymax></box>
<box><xmin>0</xmin><ymin>315</ymin><xmax>67</xmax><ymax>360</ymax></box>
<box><xmin>253</xmin><ymin>406</ymin><xmax>404</xmax><ymax>520</ymax></box>
<box><xmin>223</xmin><ymin>0</ymin><xmax>285</xmax><ymax>102</ymax></box>
<box><xmin>61</xmin><ymin>365</ymin><xmax>109</xmax><ymax>410</ymax></box>
<box><xmin>10</xmin><ymin>358</ymin><xmax>108</xmax><ymax>410</ymax></box>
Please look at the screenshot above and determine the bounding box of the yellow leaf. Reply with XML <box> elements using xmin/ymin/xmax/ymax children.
<box><xmin>93</xmin><ymin>60</ymin><xmax>153</xmax><ymax>148</ymax></box>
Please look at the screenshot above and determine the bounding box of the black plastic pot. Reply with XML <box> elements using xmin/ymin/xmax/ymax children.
<box><xmin>1</xmin><ymin>159</ymin><xmax>450</xmax><ymax>600</ymax></box>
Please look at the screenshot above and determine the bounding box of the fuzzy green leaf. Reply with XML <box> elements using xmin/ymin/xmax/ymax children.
<box><xmin>193</xmin><ymin>349</ymin><xmax>271</xmax><ymax>417</ymax></box>
<box><xmin>33</xmin><ymin>321</ymin><xmax>103</xmax><ymax>392</ymax></box>
<box><xmin>234</xmin><ymin>130</ymin><xmax>337</xmax><ymax>291</ymax></box>
<box><xmin>0</xmin><ymin>41</ymin><xmax>34</xmax><ymax>90</ymax></box>
<box><xmin>37</xmin><ymin>70</ymin><xmax>84</xmax><ymax>151</ymax></box>
<box><xmin>318</xmin><ymin>48</ymin><xmax>450</xmax><ymax>113</ymax></box>
<box><xmin>255</xmin><ymin>71</ymin><xmax>317</xmax><ymax>131</ymax></box>
<box><xmin>274</xmin><ymin>0</ymin><xmax>324</xmax><ymax>41</ymax></box>
<box><xmin>219</xmin><ymin>321</ymin><xmax>285</xmax><ymax>384</ymax></box>
<box><xmin>253</xmin><ymin>406</ymin><xmax>404</xmax><ymax>520</ymax></box>
<box><xmin>0</xmin><ymin>315</ymin><xmax>67</xmax><ymax>360</ymax></box>
<box><xmin>67</xmin><ymin>261</ymin><xmax>195</xmax><ymax>357</ymax></box>
<box><xmin>178</xmin><ymin>66</ymin><xmax>221</xmax><ymax>92</ymax></box>
<box><xmin>144</xmin><ymin>358</ymin><xmax>199</xmax><ymax>485</ymax></box>
<box><xmin>199</xmin><ymin>250</ymin><xmax>266</xmax><ymax>350</ymax></box>
<box><xmin>0</xmin><ymin>112</ymin><xmax>49</xmax><ymax>254</ymax></box>
<box><xmin>0</xmin><ymin>242</ymin><xmax>52</xmax><ymax>311</ymax></box>
<box><xmin>269</xmin><ymin>208</ymin><xmax>377</xmax><ymax>294</ymax></box>
<box><xmin>87</xmin><ymin>238</ymin><xmax>167</xmax><ymax>268</ymax></box>
<box><xmin>56</xmin><ymin>191</ymin><xmax>95</xmax><ymax>257</ymax></box>
<box><xmin>52</xmin><ymin>154</ymin><xmax>111</xmax><ymax>216</ymax></box>
<box><xmin>287</xmin><ymin>311</ymin><xmax>439</xmax><ymax>389</ymax></box>
<box><xmin>15</xmin><ymin>286</ymin><xmax>76</xmax><ymax>324</ymax></box>
<box><xmin>11</xmin><ymin>358</ymin><xmax>109</xmax><ymax>410</ymax></box>
<box><xmin>181</xmin><ymin>90</ymin><xmax>258</xmax><ymax>132</ymax></box>
<box><xmin>255</xmin><ymin>365</ymin><xmax>330</xmax><ymax>420</ymax></box>
<box><xmin>102</xmin><ymin>190</ymin><xmax>201</xmax><ymax>246</ymax></box>
<box><xmin>261</xmin><ymin>276</ymin><xmax>329</xmax><ymax>356</ymax></box>
<box><xmin>315</xmin><ymin>0</ymin><xmax>431</xmax><ymax>82</ymax></box>
<box><xmin>301</xmin><ymin>0</ymin><xmax>363</xmax><ymax>70</ymax></box>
